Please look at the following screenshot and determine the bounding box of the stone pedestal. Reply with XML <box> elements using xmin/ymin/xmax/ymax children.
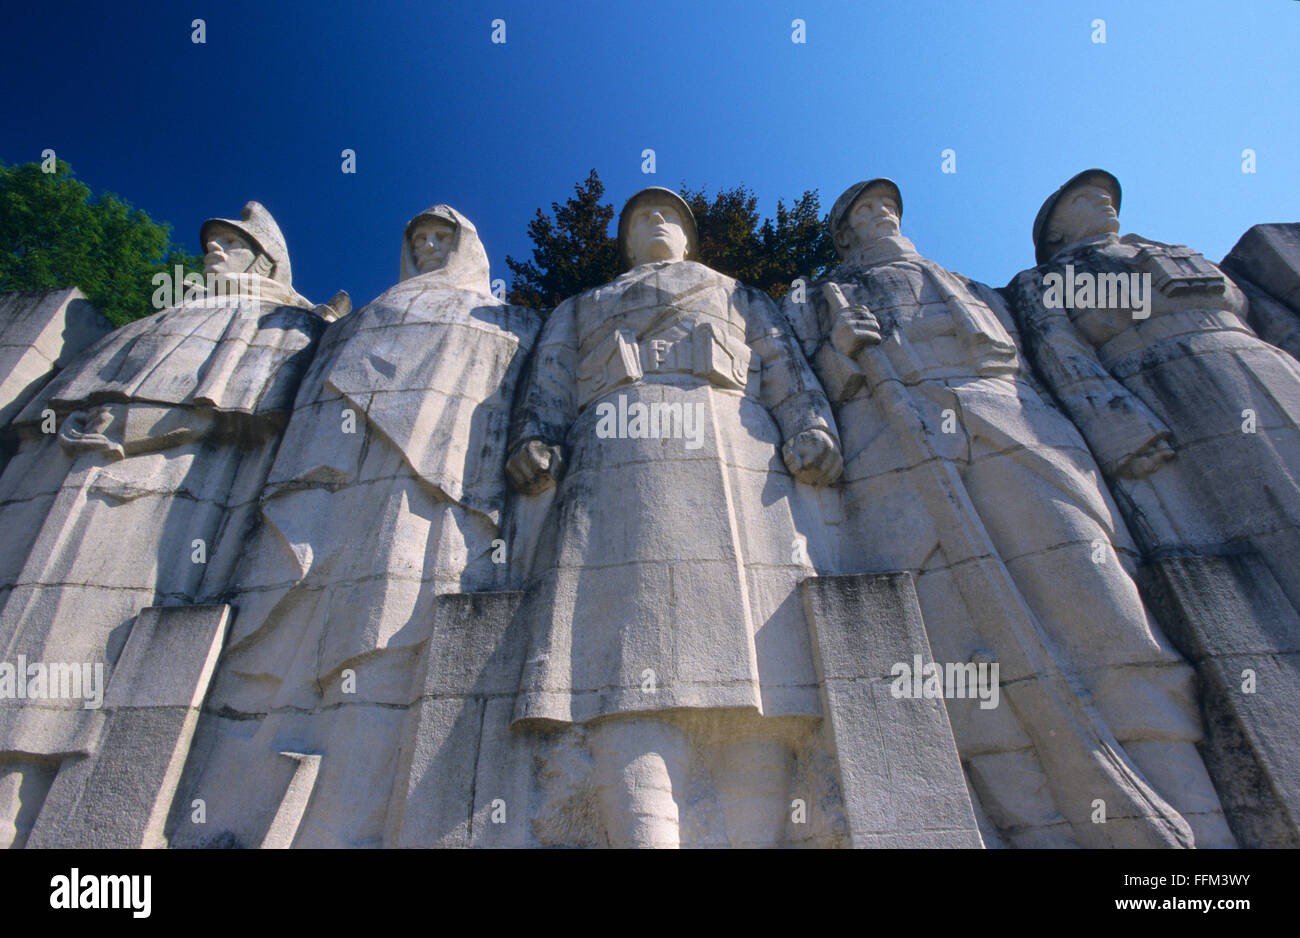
<box><xmin>25</xmin><ymin>604</ymin><xmax>230</xmax><ymax>848</ymax></box>
<box><xmin>384</xmin><ymin>591</ymin><xmax>534</xmax><ymax>847</ymax></box>
<box><xmin>0</xmin><ymin>288</ymin><xmax>113</xmax><ymax>430</ymax></box>
<box><xmin>800</xmin><ymin>572</ymin><xmax>983</xmax><ymax>848</ymax></box>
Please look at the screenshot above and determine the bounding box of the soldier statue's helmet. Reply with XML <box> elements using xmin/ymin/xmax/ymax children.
<box><xmin>617</xmin><ymin>187</ymin><xmax>700</xmax><ymax>268</ymax></box>
<box><xmin>1032</xmin><ymin>169</ymin><xmax>1122</xmax><ymax>265</ymax></box>
<box><xmin>199</xmin><ymin>201</ymin><xmax>293</xmax><ymax>287</ymax></box>
<box><xmin>829</xmin><ymin>178</ymin><xmax>904</xmax><ymax>249</ymax></box>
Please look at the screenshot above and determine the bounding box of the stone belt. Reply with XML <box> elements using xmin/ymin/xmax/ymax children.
<box><xmin>577</xmin><ymin>322</ymin><xmax>755</xmax><ymax>408</ymax></box>
<box><xmin>1097</xmin><ymin>308</ymin><xmax>1251</xmax><ymax>372</ymax></box>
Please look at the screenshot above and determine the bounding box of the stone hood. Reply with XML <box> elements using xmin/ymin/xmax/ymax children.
<box><xmin>398</xmin><ymin>204</ymin><xmax>493</xmax><ymax>296</ymax></box>
<box><xmin>267</xmin><ymin>207</ymin><xmax>539</xmax><ymax>522</ymax></box>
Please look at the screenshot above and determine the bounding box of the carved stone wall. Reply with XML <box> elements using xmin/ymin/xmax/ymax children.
<box><xmin>1</xmin><ymin>192</ymin><xmax>1297</xmax><ymax>849</ymax></box>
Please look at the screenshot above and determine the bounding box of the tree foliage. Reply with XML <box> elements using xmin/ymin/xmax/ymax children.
<box><xmin>679</xmin><ymin>182</ymin><xmax>836</xmax><ymax>299</ymax></box>
<box><xmin>0</xmin><ymin>159</ymin><xmax>201</xmax><ymax>326</ymax></box>
<box><xmin>506</xmin><ymin>168</ymin><xmax>836</xmax><ymax>310</ymax></box>
<box><xmin>505</xmin><ymin>169</ymin><xmax>621</xmax><ymax>309</ymax></box>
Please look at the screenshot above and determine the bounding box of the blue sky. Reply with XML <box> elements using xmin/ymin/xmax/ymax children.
<box><xmin>3</xmin><ymin>0</ymin><xmax>1297</xmax><ymax>309</ymax></box>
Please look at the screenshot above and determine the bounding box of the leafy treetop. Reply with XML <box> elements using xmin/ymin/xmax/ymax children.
<box><xmin>0</xmin><ymin>159</ymin><xmax>200</xmax><ymax>326</ymax></box>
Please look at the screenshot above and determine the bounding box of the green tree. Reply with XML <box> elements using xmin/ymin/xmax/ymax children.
<box><xmin>679</xmin><ymin>182</ymin><xmax>836</xmax><ymax>299</ymax></box>
<box><xmin>505</xmin><ymin>168</ymin><xmax>621</xmax><ymax>309</ymax></box>
<box><xmin>506</xmin><ymin>168</ymin><xmax>837</xmax><ymax>310</ymax></box>
<box><xmin>0</xmin><ymin>159</ymin><xmax>201</xmax><ymax>326</ymax></box>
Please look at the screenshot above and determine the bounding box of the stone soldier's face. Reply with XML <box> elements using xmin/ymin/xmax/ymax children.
<box><xmin>1051</xmin><ymin>185</ymin><xmax>1120</xmax><ymax>246</ymax></box>
<box><xmin>204</xmin><ymin>227</ymin><xmax>256</xmax><ymax>276</ymax></box>
<box><xmin>410</xmin><ymin>218</ymin><xmax>457</xmax><ymax>273</ymax></box>
<box><xmin>847</xmin><ymin>191</ymin><xmax>901</xmax><ymax>246</ymax></box>
<box><xmin>627</xmin><ymin>202</ymin><xmax>689</xmax><ymax>265</ymax></box>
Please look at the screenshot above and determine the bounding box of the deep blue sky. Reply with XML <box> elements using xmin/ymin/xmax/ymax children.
<box><xmin>3</xmin><ymin>0</ymin><xmax>1297</xmax><ymax>309</ymax></box>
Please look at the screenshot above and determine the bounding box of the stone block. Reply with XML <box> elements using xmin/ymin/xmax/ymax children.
<box><xmin>799</xmin><ymin>572</ymin><xmax>984</xmax><ymax>847</ymax></box>
<box><xmin>1223</xmin><ymin>223</ymin><xmax>1300</xmax><ymax>312</ymax></box>
<box><xmin>25</xmin><ymin>604</ymin><xmax>230</xmax><ymax>848</ymax></box>
<box><xmin>385</xmin><ymin>591</ymin><xmax>529</xmax><ymax>847</ymax></box>
<box><xmin>0</xmin><ymin>288</ymin><xmax>113</xmax><ymax>428</ymax></box>
<box><xmin>1139</xmin><ymin>553</ymin><xmax>1300</xmax><ymax>847</ymax></box>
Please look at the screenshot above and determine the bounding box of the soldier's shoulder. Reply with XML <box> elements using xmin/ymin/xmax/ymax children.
<box><xmin>1119</xmin><ymin>232</ymin><xmax>1172</xmax><ymax>249</ymax></box>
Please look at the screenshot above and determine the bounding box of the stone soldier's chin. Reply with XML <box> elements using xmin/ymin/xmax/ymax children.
<box><xmin>415</xmin><ymin>253</ymin><xmax>448</xmax><ymax>274</ymax></box>
<box><xmin>635</xmin><ymin>244</ymin><xmax>678</xmax><ymax>265</ymax></box>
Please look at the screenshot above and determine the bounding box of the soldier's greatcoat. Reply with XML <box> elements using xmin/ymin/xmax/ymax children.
<box><xmin>509</xmin><ymin>259</ymin><xmax>837</xmax><ymax>727</ymax></box>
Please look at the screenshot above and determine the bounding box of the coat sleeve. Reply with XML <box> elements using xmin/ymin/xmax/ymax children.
<box><xmin>507</xmin><ymin>295</ymin><xmax>579</xmax><ymax>454</ymax></box>
<box><xmin>744</xmin><ymin>285</ymin><xmax>840</xmax><ymax>445</ymax></box>
<box><xmin>961</xmin><ymin>274</ymin><xmax>1052</xmax><ymax>399</ymax></box>
<box><xmin>1007</xmin><ymin>267</ymin><xmax>1172</xmax><ymax>477</ymax></box>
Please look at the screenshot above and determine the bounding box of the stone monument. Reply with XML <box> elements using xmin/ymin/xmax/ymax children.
<box><xmin>168</xmin><ymin>204</ymin><xmax>540</xmax><ymax>848</ymax></box>
<box><xmin>503</xmin><ymin>187</ymin><xmax>842</xmax><ymax>847</ymax></box>
<box><xmin>1008</xmin><ymin>171</ymin><xmax>1300</xmax><ymax>845</ymax></box>
<box><xmin>0</xmin><ymin>202</ymin><xmax>336</xmax><ymax>847</ymax></box>
<box><xmin>0</xmin><ymin>176</ymin><xmax>1295</xmax><ymax>850</ymax></box>
<box><xmin>785</xmin><ymin>177</ymin><xmax>1233</xmax><ymax>848</ymax></box>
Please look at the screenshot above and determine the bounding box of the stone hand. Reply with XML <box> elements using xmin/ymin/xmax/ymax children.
<box><xmin>1115</xmin><ymin>437</ymin><xmax>1175</xmax><ymax>480</ymax></box>
<box><xmin>782</xmin><ymin>427</ymin><xmax>843</xmax><ymax>487</ymax></box>
<box><xmin>506</xmin><ymin>439</ymin><xmax>565</xmax><ymax>495</ymax></box>
<box><xmin>823</xmin><ymin>282</ymin><xmax>881</xmax><ymax>358</ymax></box>
<box><xmin>831</xmin><ymin>305</ymin><xmax>882</xmax><ymax>358</ymax></box>
<box><xmin>58</xmin><ymin>405</ymin><xmax>125</xmax><ymax>459</ymax></box>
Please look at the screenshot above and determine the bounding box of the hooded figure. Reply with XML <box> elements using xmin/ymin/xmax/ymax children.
<box><xmin>0</xmin><ymin>202</ymin><xmax>331</xmax><ymax>848</ymax></box>
<box><xmin>782</xmin><ymin>178</ymin><xmax>1234</xmax><ymax>849</ymax></box>
<box><xmin>504</xmin><ymin>187</ymin><xmax>843</xmax><ymax>848</ymax></box>
<box><xmin>171</xmin><ymin>205</ymin><xmax>541</xmax><ymax>848</ymax></box>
